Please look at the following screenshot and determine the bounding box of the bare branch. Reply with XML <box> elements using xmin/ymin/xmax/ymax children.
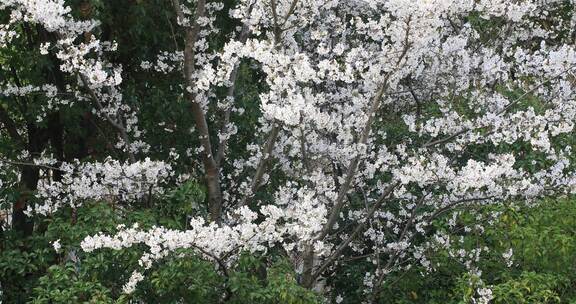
<box><xmin>172</xmin><ymin>0</ymin><xmax>223</xmax><ymax>222</ymax></box>
<box><xmin>0</xmin><ymin>158</ymin><xmax>63</xmax><ymax>172</ymax></box>
<box><xmin>215</xmin><ymin>8</ymin><xmax>253</xmax><ymax>165</ymax></box>
<box><xmin>318</xmin><ymin>16</ymin><xmax>412</xmax><ymax>240</ymax></box>
<box><xmin>79</xmin><ymin>74</ymin><xmax>136</xmax><ymax>162</ymax></box>
<box><xmin>424</xmin><ymin>65</ymin><xmax>576</xmax><ymax>149</ymax></box>
<box><xmin>309</xmin><ymin>182</ymin><xmax>399</xmax><ymax>283</ymax></box>
<box><xmin>0</xmin><ymin>106</ymin><xmax>23</xmax><ymax>145</ymax></box>
<box><xmin>238</xmin><ymin>124</ymin><xmax>280</xmax><ymax>207</ymax></box>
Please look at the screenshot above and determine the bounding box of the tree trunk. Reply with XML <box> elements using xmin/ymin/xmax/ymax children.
<box><xmin>206</xmin><ymin>165</ymin><xmax>223</xmax><ymax>222</ymax></box>
<box><xmin>300</xmin><ymin>246</ymin><xmax>316</xmax><ymax>288</ymax></box>
<box><xmin>12</xmin><ymin>124</ymin><xmax>49</xmax><ymax>235</ymax></box>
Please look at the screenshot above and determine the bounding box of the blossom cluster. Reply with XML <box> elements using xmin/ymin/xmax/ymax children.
<box><xmin>2</xmin><ymin>0</ymin><xmax>576</xmax><ymax>299</ymax></box>
<box><xmin>76</xmin><ymin>0</ymin><xmax>576</xmax><ymax>294</ymax></box>
<box><xmin>0</xmin><ymin>0</ymin><xmax>147</xmax><ymax>154</ymax></box>
<box><xmin>31</xmin><ymin>158</ymin><xmax>173</xmax><ymax>215</ymax></box>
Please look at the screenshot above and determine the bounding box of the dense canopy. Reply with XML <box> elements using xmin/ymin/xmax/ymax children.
<box><xmin>1</xmin><ymin>0</ymin><xmax>576</xmax><ymax>303</ymax></box>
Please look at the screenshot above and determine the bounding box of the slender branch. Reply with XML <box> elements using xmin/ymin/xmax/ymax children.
<box><xmin>309</xmin><ymin>182</ymin><xmax>399</xmax><ymax>282</ymax></box>
<box><xmin>424</xmin><ymin>64</ymin><xmax>576</xmax><ymax>148</ymax></box>
<box><xmin>299</xmin><ymin>112</ymin><xmax>311</xmax><ymax>171</ymax></box>
<box><xmin>369</xmin><ymin>195</ymin><xmax>427</xmax><ymax>303</ymax></box>
<box><xmin>170</xmin><ymin>0</ymin><xmax>187</xmax><ymax>25</ymax></box>
<box><xmin>425</xmin><ymin>196</ymin><xmax>495</xmax><ymax>223</ymax></box>
<box><xmin>238</xmin><ymin>124</ymin><xmax>280</xmax><ymax>207</ymax></box>
<box><xmin>184</xmin><ymin>244</ymin><xmax>233</xmax><ymax>302</ymax></box>
<box><xmin>318</xmin><ymin>16</ymin><xmax>412</xmax><ymax>240</ymax></box>
<box><xmin>233</xmin><ymin>0</ymin><xmax>296</xmax><ymax>206</ymax></box>
<box><xmin>498</xmin><ymin>65</ymin><xmax>575</xmax><ymax>115</ymax></box>
<box><xmin>318</xmin><ymin>85</ymin><xmax>386</xmax><ymax>239</ymax></box>
<box><xmin>0</xmin><ymin>158</ymin><xmax>62</xmax><ymax>172</ymax></box>
<box><xmin>282</xmin><ymin>0</ymin><xmax>299</xmax><ymax>24</ymax></box>
<box><xmin>270</xmin><ymin>0</ymin><xmax>281</xmax><ymax>42</ymax></box>
<box><xmin>407</xmin><ymin>81</ymin><xmax>422</xmax><ymax>119</ymax></box>
<box><xmin>164</xmin><ymin>11</ymin><xmax>179</xmax><ymax>50</ymax></box>
<box><xmin>369</xmin><ymin>195</ymin><xmax>494</xmax><ymax>302</ymax></box>
<box><xmin>215</xmin><ymin>6</ymin><xmax>253</xmax><ymax>165</ymax></box>
<box><xmin>423</xmin><ymin>129</ymin><xmax>467</xmax><ymax>148</ymax></box>
<box><xmin>0</xmin><ymin>106</ymin><xmax>23</xmax><ymax>144</ymax></box>
<box><xmin>172</xmin><ymin>0</ymin><xmax>223</xmax><ymax>222</ymax></box>
<box><xmin>79</xmin><ymin>75</ymin><xmax>135</xmax><ymax>162</ymax></box>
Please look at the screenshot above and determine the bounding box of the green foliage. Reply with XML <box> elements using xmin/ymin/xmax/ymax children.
<box><xmin>504</xmin><ymin>200</ymin><xmax>576</xmax><ymax>277</ymax></box>
<box><xmin>31</xmin><ymin>264</ymin><xmax>113</xmax><ymax>304</ymax></box>
<box><xmin>225</xmin><ymin>255</ymin><xmax>319</xmax><ymax>304</ymax></box>
<box><xmin>491</xmin><ymin>272</ymin><xmax>567</xmax><ymax>304</ymax></box>
<box><xmin>0</xmin><ymin>180</ymin><xmax>319</xmax><ymax>303</ymax></box>
<box><xmin>360</xmin><ymin>197</ymin><xmax>576</xmax><ymax>304</ymax></box>
<box><xmin>1</xmin><ymin>1</ymin><xmax>576</xmax><ymax>303</ymax></box>
<box><xmin>144</xmin><ymin>253</ymin><xmax>222</xmax><ymax>303</ymax></box>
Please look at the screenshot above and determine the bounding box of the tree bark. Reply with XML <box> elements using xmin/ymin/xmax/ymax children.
<box><xmin>173</xmin><ymin>0</ymin><xmax>224</xmax><ymax>222</ymax></box>
<box><xmin>12</xmin><ymin>124</ymin><xmax>49</xmax><ymax>235</ymax></box>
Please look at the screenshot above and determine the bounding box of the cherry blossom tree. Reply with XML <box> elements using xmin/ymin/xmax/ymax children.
<box><xmin>1</xmin><ymin>0</ymin><xmax>575</xmax><ymax>302</ymax></box>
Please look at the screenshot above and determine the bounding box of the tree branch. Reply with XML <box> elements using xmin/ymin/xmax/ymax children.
<box><xmin>238</xmin><ymin>124</ymin><xmax>280</xmax><ymax>207</ymax></box>
<box><xmin>309</xmin><ymin>182</ymin><xmax>399</xmax><ymax>283</ymax></box>
<box><xmin>318</xmin><ymin>16</ymin><xmax>412</xmax><ymax>240</ymax></box>
<box><xmin>172</xmin><ymin>0</ymin><xmax>223</xmax><ymax>222</ymax></box>
<box><xmin>215</xmin><ymin>6</ymin><xmax>253</xmax><ymax>166</ymax></box>
<box><xmin>79</xmin><ymin>75</ymin><xmax>136</xmax><ymax>162</ymax></box>
<box><xmin>0</xmin><ymin>106</ymin><xmax>23</xmax><ymax>145</ymax></box>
